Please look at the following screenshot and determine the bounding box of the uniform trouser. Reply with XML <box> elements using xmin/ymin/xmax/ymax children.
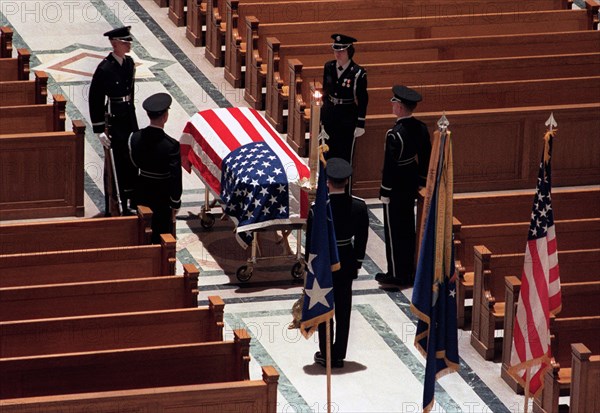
<box><xmin>318</xmin><ymin>269</ymin><xmax>354</xmax><ymax>360</ymax></box>
<box><xmin>322</xmin><ymin>104</ymin><xmax>357</xmax><ymax>166</ymax></box>
<box><xmin>104</xmin><ymin>117</ymin><xmax>137</xmax><ymax>215</ymax></box>
<box><xmin>149</xmin><ymin>205</ymin><xmax>174</xmax><ymax>244</ymax></box>
<box><xmin>383</xmin><ymin>193</ymin><xmax>417</xmax><ymax>283</ymax></box>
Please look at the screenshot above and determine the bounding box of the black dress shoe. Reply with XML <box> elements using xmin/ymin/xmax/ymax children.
<box><xmin>314</xmin><ymin>351</ymin><xmax>344</xmax><ymax>368</ymax></box>
<box><xmin>314</xmin><ymin>351</ymin><xmax>326</xmax><ymax>367</ymax></box>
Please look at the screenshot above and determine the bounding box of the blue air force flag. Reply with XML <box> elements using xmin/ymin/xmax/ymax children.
<box><xmin>300</xmin><ymin>161</ymin><xmax>340</xmax><ymax>338</ymax></box>
<box><xmin>410</xmin><ymin>129</ymin><xmax>459</xmax><ymax>413</ymax></box>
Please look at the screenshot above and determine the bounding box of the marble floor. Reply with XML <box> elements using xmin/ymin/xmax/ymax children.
<box><xmin>0</xmin><ymin>1</ymin><xmax>572</xmax><ymax>411</ymax></box>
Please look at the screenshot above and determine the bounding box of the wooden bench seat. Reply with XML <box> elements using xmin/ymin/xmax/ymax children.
<box><xmin>0</xmin><ymin>234</ymin><xmax>177</xmax><ymax>288</ymax></box>
<box><xmin>264</xmin><ymin>30</ymin><xmax>600</xmax><ymax>126</ymax></box>
<box><xmin>534</xmin><ymin>317</ymin><xmax>600</xmax><ymax>413</ymax></box>
<box><xmin>0</xmin><ymin>329</ymin><xmax>251</xmax><ymax>399</ymax></box>
<box><xmin>222</xmin><ymin>0</ymin><xmax>569</xmax><ymax>90</ymax></box>
<box><xmin>0</xmin><ymin>70</ymin><xmax>47</xmax><ymax>106</ymax></box>
<box><xmin>0</xmin><ymin>295</ymin><xmax>223</xmax><ymax>357</ymax></box>
<box><xmin>0</xmin><ymin>206</ymin><xmax>152</xmax><ymax>254</ymax></box>
<box><xmin>310</xmin><ymin>103</ymin><xmax>600</xmax><ymax>198</ymax></box>
<box><xmin>0</xmin><ymin>119</ymin><xmax>85</xmax><ymax>221</ymax></box>
<box><xmin>248</xmin><ymin>2</ymin><xmax>598</xmax><ymax>123</ymax></box>
<box><xmin>1</xmin><ymin>26</ymin><xmax>13</xmax><ymax>58</ymax></box>
<box><xmin>0</xmin><ymin>94</ymin><xmax>66</xmax><ymax>134</ymax></box>
<box><xmin>0</xmin><ymin>266</ymin><xmax>198</xmax><ymax>322</ymax></box>
<box><xmin>0</xmin><ymin>365</ymin><xmax>279</xmax><ymax>413</ymax></box>
<box><xmin>0</xmin><ymin>48</ymin><xmax>29</xmax><ymax>81</ymax></box>
<box><xmin>453</xmin><ymin>187</ymin><xmax>600</xmax><ymax>226</ymax></box>
<box><xmin>282</xmin><ymin>55</ymin><xmax>600</xmax><ymax>136</ymax></box>
<box><xmin>186</xmin><ymin>0</ymin><xmax>206</xmax><ymax>46</ymax></box>
<box><xmin>569</xmin><ymin>343</ymin><xmax>600</xmax><ymax>413</ymax></box>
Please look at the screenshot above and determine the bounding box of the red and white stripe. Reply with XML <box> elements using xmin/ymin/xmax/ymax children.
<box><xmin>180</xmin><ymin>107</ymin><xmax>310</xmax><ymax>220</ymax></box>
<box><xmin>510</xmin><ymin>224</ymin><xmax>561</xmax><ymax>395</ymax></box>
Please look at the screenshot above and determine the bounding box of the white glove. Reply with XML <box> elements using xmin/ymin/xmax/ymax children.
<box><xmin>354</xmin><ymin>127</ymin><xmax>365</xmax><ymax>138</ymax></box>
<box><xmin>97</xmin><ymin>132</ymin><xmax>111</xmax><ymax>149</ymax></box>
<box><xmin>380</xmin><ymin>196</ymin><xmax>390</xmax><ymax>205</ymax></box>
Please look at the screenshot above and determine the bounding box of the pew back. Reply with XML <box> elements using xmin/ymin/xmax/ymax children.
<box><xmin>0</xmin><ymin>296</ymin><xmax>224</xmax><ymax>357</ymax></box>
<box><xmin>0</xmin><ymin>94</ymin><xmax>66</xmax><ymax>134</ymax></box>
<box><xmin>0</xmin><ymin>71</ymin><xmax>48</xmax><ymax>106</ymax></box>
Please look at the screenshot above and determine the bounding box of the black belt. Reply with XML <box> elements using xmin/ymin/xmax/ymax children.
<box><xmin>109</xmin><ymin>95</ymin><xmax>132</xmax><ymax>103</ymax></box>
<box><xmin>328</xmin><ymin>96</ymin><xmax>354</xmax><ymax>105</ymax></box>
<box><xmin>139</xmin><ymin>169</ymin><xmax>170</xmax><ymax>179</ymax></box>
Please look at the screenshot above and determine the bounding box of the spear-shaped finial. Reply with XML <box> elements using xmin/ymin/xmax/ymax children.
<box><xmin>437</xmin><ymin>112</ymin><xmax>449</xmax><ymax>132</ymax></box>
<box><xmin>545</xmin><ymin>112</ymin><xmax>557</xmax><ymax>132</ymax></box>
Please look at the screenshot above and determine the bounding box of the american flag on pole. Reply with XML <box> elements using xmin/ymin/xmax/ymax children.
<box><xmin>509</xmin><ymin>128</ymin><xmax>561</xmax><ymax>396</ymax></box>
<box><xmin>180</xmin><ymin>108</ymin><xmax>310</xmax><ymax>247</ymax></box>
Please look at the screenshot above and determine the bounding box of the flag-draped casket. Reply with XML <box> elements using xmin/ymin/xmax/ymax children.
<box><xmin>180</xmin><ymin>107</ymin><xmax>310</xmax><ymax>245</ymax></box>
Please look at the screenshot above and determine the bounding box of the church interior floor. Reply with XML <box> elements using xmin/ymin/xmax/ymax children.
<box><xmin>2</xmin><ymin>1</ymin><xmax>585</xmax><ymax>411</ymax></box>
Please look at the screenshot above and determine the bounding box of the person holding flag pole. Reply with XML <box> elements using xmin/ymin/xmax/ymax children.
<box><xmin>508</xmin><ymin>113</ymin><xmax>561</xmax><ymax>413</ymax></box>
<box><xmin>410</xmin><ymin>113</ymin><xmax>459</xmax><ymax>413</ymax></box>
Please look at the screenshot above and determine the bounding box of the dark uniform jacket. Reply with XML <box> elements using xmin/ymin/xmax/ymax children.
<box><xmin>128</xmin><ymin>126</ymin><xmax>182</xmax><ymax>211</ymax></box>
<box><xmin>329</xmin><ymin>192</ymin><xmax>369</xmax><ymax>278</ymax></box>
<box><xmin>306</xmin><ymin>191</ymin><xmax>369</xmax><ymax>278</ymax></box>
<box><xmin>380</xmin><ymin>116</ymin><xmax>431</xmax><ymax>198</ymax></box>
<box><xmin>321</xmin><ymin>60</ymin><xmax>368</xmax><ymax>129</ymax></box>
<box><xmin>89</xmin><ymin>53</ymin><xmax>138</xmax><ymax>135</ymax></box>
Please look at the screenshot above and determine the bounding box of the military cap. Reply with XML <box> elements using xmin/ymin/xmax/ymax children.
<box><xmin>391</xmin><ymin>85</ymin><xmax>422</xmax><ymax>104</ymax></box>
<box><xmin>103</xmin><ymin>26</ymin><xmax>132</xmax><ymax>41</ymax></box>
<box><xmin>331</xmin><ymin>33</ymin><xmax>357</xmax><ymax>51</ymax></box>
<box><xmin>326</xmin><ymin>158</ymin><xmax>353</xmax><ymax>181</ymax></box>
<box><xmin>142</xmin><ymin>93</ymin><xmax>172</xmax><ymax>115</ymax></box>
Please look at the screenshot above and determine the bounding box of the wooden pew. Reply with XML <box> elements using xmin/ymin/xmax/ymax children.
<box><xmin>281</xmin><ymin>55</ymin><xmax>600</xmax><ymax>136</ymax></box>
<box><xmin>0</xmin><ymin>119</ymin><xmax>84</xmax><ymax>221</ymax></box>
<box><xmin>186</xmin><ymin>0</ymin><xmax>206</xmax><ymax>46</ymax></box>
<box><xmin>0</xmin><ymin>48</ymin><xmax>30</xmax><ymax>81</ymax></box>
<box><xmin>1</xmin><ymin>26</ymin><xmax>13</xmax><ymax>58</ymax></box>
<box><xmin>453</xmin><ymin>187</ymin><xmax>600</xmax><ymax>226</ymax></box>
<box><xmin>0</xmin><ymin>70</ymin><xmax>48</xmax><ymax>106</ymax></box>
<box><xmin>247</xmin><ymin>2</ymin><xmax>598</xmax><ymax>118</ymax></box>
<box><xmin>502</xmin><ymin>261</ymin><xmax>600</xmax><ymax>391</ymax></box>
<box><xmin>300</xmin><ymin>103</ymin><xmax>600</xmax><ymax>198</ymax></box>
<box><xmin>169</xmin><ymin>0</ymin><xmax>187</xmax><ymax>26</ymax></box>
<box><xmin>154</xmin><ymin>0</ymin><xmax>169</xmax><ymax>8</ymax></box>
<box><xmin>569</xmin><ymin>343</ymin><xmax>600</xmax><ymax>413</ymax></box>
<box><xmin>0</xmin><ymin>365</ymin><xmax>279</xmax><ymax>413</ymax></box>
<box><xmin>0</xmin><ymin>206</ymin><xmax>153</xmax><ymax>255</ymax></box>
<box><xmin>219</xmin><ymin>0</ymin><xmax>570</xmax><ymax>86</ymax></box>
<box><xmin>0</xmin><ymin>329</ymin><xmax>251</xmax><ymax>399</ymax></box>
<box><xmin>533</xmin><ymin>316</ymin><xmax>600</xmax><ymax>413</ymax></box>
<box><xmin>0</xmin><ymin>94</ymin><xmax>66</xmax><ymax>134</ymax></box>
<box><xmin>0</xmin><ymin>234</ymin><xmax>177</xmax><ymax>288</ymax></box>
<box><xmin>0</xmin><ymin>296</ymin><xmax>224</xmax><ymax>357</ymax></box>
<box><xmin>265</xmin><ymin>30</ymin><xmax>600</xmax><ymax>126</ymax></box>
<box><xmin>0</xmin><ymin>268</ymin><xmax>199</xmax><ymax>322</ymax></box>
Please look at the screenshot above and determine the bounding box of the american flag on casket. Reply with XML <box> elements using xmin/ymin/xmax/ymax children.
<box><xmin>180</xmin><ymin>107</ymin><xmax>310</xmax><ymax>247</ymax></box>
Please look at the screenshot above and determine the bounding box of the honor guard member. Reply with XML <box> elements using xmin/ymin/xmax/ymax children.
<box><xmin>89</xmin><ymin>26</ymin><xmax>139</xmax><ymax>215</ymax></box>
<box><xmin>375</xmin><ymin>86</ymin><xmax>432</xmax><ymax>287</ymax></box>
<box><xmin>128</xmin><ymin>93</ymin><xmax>182</xmax><ymax>244</ymax></box>
<box><xmin>309</xmin><ymin>158</ymin><xmax>369</xmax><ymax>368</ymax></box>
<box><xmin>321</xmin><ymin>34</ymin><xmax>368</xmax><ymax>166</ymax></box>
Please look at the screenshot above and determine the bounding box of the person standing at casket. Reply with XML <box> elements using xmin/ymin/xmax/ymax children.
<box><xmin>128</xmin><ymin>93</ymin><xmax>182</xmax><ymax>244</ymax></box>
<box><xmin>375</xmin><ymin>86</ymin><xmax>432</xmax><ymax>287</ymax></box>
<box><xmin>309</xmin><ymin>158</ymin><xmax>369</xmax><ymax>368</ymax></box>
<box><xmin>89</xmin><ymin>26</ymin><xmax>139</xmax><ymax>216</ymax></box>
<box><xmin>321</xmin><ymin>34</ymin><xmax>368</xmax><ymax>166</ymax></box>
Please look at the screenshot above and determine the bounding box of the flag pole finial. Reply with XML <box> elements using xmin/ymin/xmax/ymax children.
<box><xmin>545</xmin><ymin>112</ymin><xmax>557</xmax><ymax>132</ymax></box>
<box><xmin>437</xmin><ymin>112</ymin><xmax>449</xmax><ymax>132</ymax></box>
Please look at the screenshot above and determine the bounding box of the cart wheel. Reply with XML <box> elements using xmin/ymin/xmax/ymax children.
<box><xmin>200</xmin><ymin>213</ymin><xmax>215</xmax><ymax>229</ymax></box>
<box><xmin>291</xmin><ymin>262</ymin><xmax>305</xmax><ymax>279</ymax></box>
<box><xmin>236</xmin><ymin>265</ymin><xmax>253</xmax><ymax>282</ymax></box>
